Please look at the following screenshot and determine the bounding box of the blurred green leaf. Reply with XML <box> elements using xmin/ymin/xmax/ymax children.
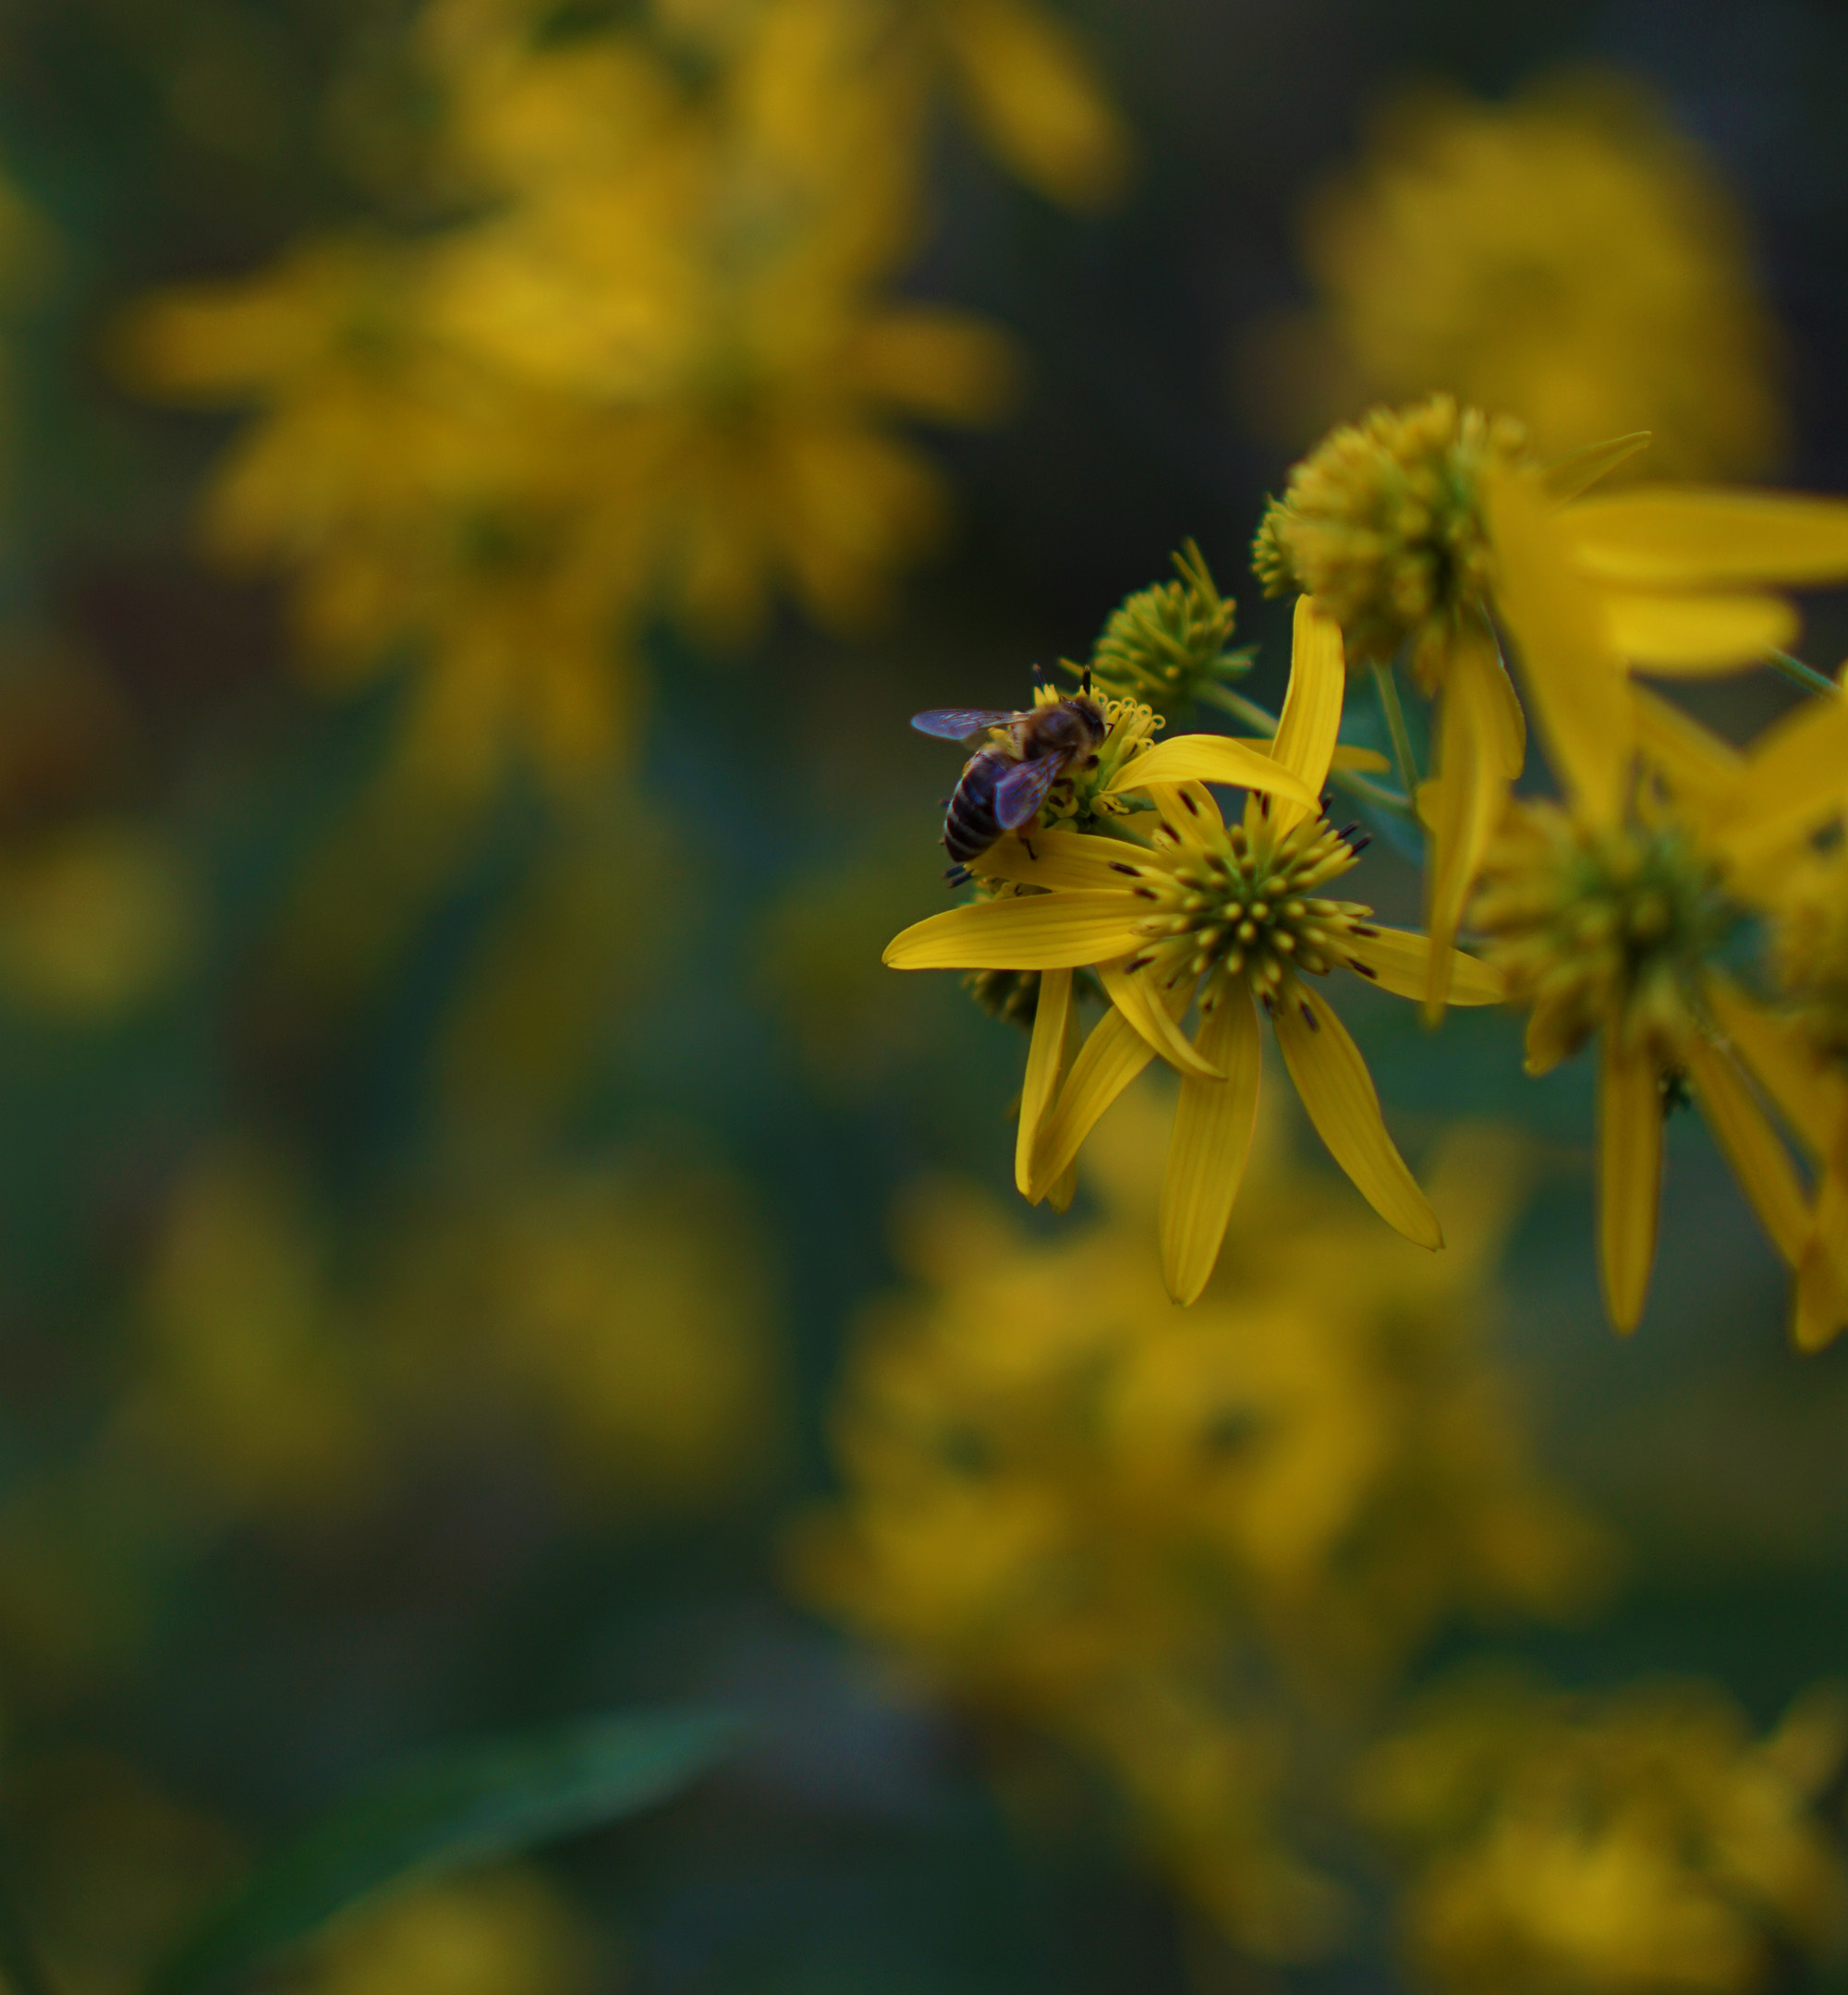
<box><xmin>146</xmin><ymin>1705</ymin><xmax>741</xmax><ymax>1995</ymax></box>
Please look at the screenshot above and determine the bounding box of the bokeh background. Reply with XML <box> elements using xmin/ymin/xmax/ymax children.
<box><xmin>4</xmin><ymin>1</ymin><xmax>1848</xmax><ymax>1989</ymax></box>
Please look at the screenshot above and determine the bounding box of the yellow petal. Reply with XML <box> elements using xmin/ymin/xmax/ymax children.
<box><xmin>1343</xmin><ymin>925</ymin><xmax>1503</xmax><ymax>1006</ymax></box>
<box><xmin>1566</xmin><ymin>488</ymin><xmax>1848</xmax><ymax>588</ymax></box>
<box><xmin>1270</xmin><ymin>595</ymin><xmax>1345</xmax><ymax>832</ymax></box>
<box><xmin>1539</xmin><ymin>431</ymin><xmax>1653</xmax><ymax>503</ymax></box>
<box><xmin>1270</xmin><ymin>981</ymin><xmax>1442</xmax><ymax>1247</ymax></box>
<box><xmin>1793</xmin><ymin>1110</ymin><xmax>1848</xmax><ymax>1352</ymax></box>
<box><xmin>979</xmin><ymin>829</ymin><xmax>1161</xmax><ymax>893</ymax></box>
<box><xmin>1598</xmin><ymin>1032</ymin><xmax>1662</xmax><ymax>1333</ymax></box>
<box><xmin>1160</xmin><ymin>986</ymin><xmax>1262</xmax><ymax>1305</ymax></box>
<box><xmin>1111</xmin><ymin>734</ymin><xmax>1318</xmax><ymax>809</ymax></box>
<box><xmin>1424</xmin><ymin>620</ymin><xmax>1517</xmax><ymax>1016</ymax></box>
<box><xmin>1331</xmin><ymin>744</ymin><xmax>1392</xmax><ymax>773</ymax></box>
<box><xmin>1683</xmin><ymin>1034</ymin><xmax>1810</xmax><ymax>1266</ymax></box>
<box><xmin>1718</xmin><ymin>687</ymin><xmax>1848</xmax><ymax>873</ymax></box>
<box><xmin>1029</xmin><ymin>1003</ymin><xmax>1160</xmax><ymax>1200</ymax></box>
<box><xmin>1100</xmin><ymin>962</ymin><xmax>1214</xmax><ymax>1079</ymax></box>
<box><xmin>1015</xmin><ymin>967</ymin><xmax>1072</xmax><ymax>1197</ymax></box>
<box><xmin>1601</xmin><ymin>588</ymin><xmax>1797</xmax><ymax>672</ymax></box>
<box><xmin>1485</xmin><ymin>466</ymin><xmax>1631</xmax><ymax>824</ymax></box>
<box><xmin>1045</xmin><ymin>1161</ymin><xmax>1078</xmax><ymax>1213</ymax></box>
<box><xmin>1707</xmin><ymin>977</ymin><xmax>1839</xmax><ymax>1161</ymax></box>
<box><xmin>884</xmin><ymin>893</ymin><xmax>1145</xmax><ymax>969</ymax></box>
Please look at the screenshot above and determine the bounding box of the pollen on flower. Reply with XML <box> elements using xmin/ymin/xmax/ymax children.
<box><xmin>1254</xmin><ymin>394</ymin><xmax>1529</xmax><ymax>683</ymax></box>
<box><xmin>1134</xmin><ymin>811</ymin><xmax>1374</xmax><ymax>1001</ymax></box>
<box><xmin>1472</xmin><ymin>802</ymin><xmax>1736</xmax><ymax>1074</ymax></box>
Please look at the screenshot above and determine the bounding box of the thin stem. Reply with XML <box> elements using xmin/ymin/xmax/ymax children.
<box><xmin>1371</xmin><ymin>661</ymin><xmax>1422</xmax><ymax>798</ymax></box>
<box><xmin>1194</xmin><ymin>684</ymin><xmax>1282</xmax><ymax>735</ymax></box>
<box><xmin>1194</xmin><ymin>684</ymin><xmax>1421</xmax><ymax>823</ymax></box>
<box><xmin>1766</xmin><ymin>648</ymin><xmax>1840</xmax><ymax>699</ymax></box>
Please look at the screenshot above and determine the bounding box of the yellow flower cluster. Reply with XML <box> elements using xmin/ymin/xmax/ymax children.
<box><xmin>1358</xmin><ymin>1672</ymin><xmax>1848</xmax><ymax>1994</ymax></box>
<box><xmin>887</xmin><ymin>405</ymin><xmax>1848</xmax><ymax>1339</ymax></box>
<box><xmin>1276</xmin><ymin>73</ymin><xmax>1783</xmax><ymax>477</ymax></box>
<box><xmin>119</xmin><ymin>0</ymin><xmax>1126</xmax><ymax>801</ymax></box>
<box><xmin>796</xmin><ymin>1107</ymin><xmax>1609</xmax><ymax>1957</ymax></box>
<box><xmin>134</xmin><ymin>1140</ymin><xmax>780</xmax><ymax>1521</ymax></box>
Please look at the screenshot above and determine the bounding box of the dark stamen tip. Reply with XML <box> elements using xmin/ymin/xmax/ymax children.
<box><xmin>1300</xmin><ymin>1001</ymin><xmax>1319</xmax><ymax>1029</ymax></box>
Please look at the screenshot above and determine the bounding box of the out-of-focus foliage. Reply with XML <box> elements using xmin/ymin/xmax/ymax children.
<box><xmin>1241</xmin><ymin>72</ymin><xmax>1785</xmax><ymax>476</ymax></box>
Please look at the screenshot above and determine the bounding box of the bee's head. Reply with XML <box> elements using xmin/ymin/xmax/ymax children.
<box><xmin>1072</xmin><ymin>672</ymin><xmax>1108</xmax><ymax>742</ymax></box>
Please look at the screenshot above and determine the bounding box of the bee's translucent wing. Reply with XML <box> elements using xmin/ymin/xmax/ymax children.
<box><xmin>910</xmin><ymin>707</ymin><xmax>1028</xmax><ymax>741</ymax></box>
<box><xmin>991</xmin><ymin>754</ymin><xmax>1062</xmax><ymax>830</ymax></box>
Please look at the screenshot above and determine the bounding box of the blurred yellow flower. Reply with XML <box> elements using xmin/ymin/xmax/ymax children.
<box><xmin>303</xmin><ymin>1868</ymin><xmax>599</xmax><ymax>1995</ymax></box>
<box><xmin>377</xmin><ymin>1160</ymin><xmax>782</xmax><ymax>1506</ymax></box>
<box><xmin>123</xmin><ymin>0</ymin><xmax>1029</xmax><ymax>799</ymax></box>
<box><xmin>796</xmin><ymin>1105</ymin><xmax>1609</xmax><ymax>1954</ymax></box>
<box><xmin>0</xmin><ymin>821</ymin><xmax>197</xmax><ymax>1018</ymax></box>
<box><xmin>1291</xmin><ymin>73</ymin><xmax>1783</xmax><ymax>477</ymax></box>
<box><xmin>1356</xmin><ymin>1671</ymin><xmax>1848</xmax><ymax>1995</ymax></box>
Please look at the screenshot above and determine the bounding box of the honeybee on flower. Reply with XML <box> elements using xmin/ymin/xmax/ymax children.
<box><xmin>886</xmin><ymin>588</ymin><xmax>1502</xmax><ymax>1301</ymax></box>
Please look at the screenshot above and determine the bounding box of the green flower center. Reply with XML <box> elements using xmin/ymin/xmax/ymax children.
<box><xmin>1128</xmin><ymin>810</ymin><xmax>1371</xmax><ymax>999</ymax></box>
<box><xmin>1474</xmin><ymin>806</ymin><xmax>1736</xmax><ymax>1062</ymax></box>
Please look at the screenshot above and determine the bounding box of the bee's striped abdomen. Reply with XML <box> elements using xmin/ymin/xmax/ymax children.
<box><xmin>942</xmin><ymin>749</ymin><xmax>1005</xmax><ymax>865</ymax></box>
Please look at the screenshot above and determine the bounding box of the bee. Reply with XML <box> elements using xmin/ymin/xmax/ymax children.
<box><xmin>912</xmin><ymin>676</ymin><xmax>1108</xmax><ymax>875</ymax></box>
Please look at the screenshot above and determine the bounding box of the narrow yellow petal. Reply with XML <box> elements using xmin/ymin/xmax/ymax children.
<box><xmin>1160</xmin><ymin>987</ymin><xmax>1261</xmax><ymax>1305</ymax></box>
<box><xmin>1598</xmin><ymin>1032</ymin><xmax>1663</xmax><ymax>1333</ymax></box>
<box><xmin>1331</xmin><ymin>744</ymin><xmax>1392</xmax><ymax>773</ymax></box>
<box><xmin>1718</xmin><ymin>687</ymin><xmax>1848</xmax><ymax>872</ymax></box>
<box><xmin>1099</xmin><ymin>962</ymin><xmax>1215</xmax><ymax>1079</ymax></box>
<box><xmin>1601</xmin><ymin>588</ymin><xmax>1797</xmax><ymax>673</ymax></box>
<box><xmin>1707</xmin><ymin>976</ymin><xmax>1838</xmax><ymax>1161</ymax></box>
<box><xmin>1424</xmin><ymin>621</ymin><xmax>1516</xmax><ymax>1016</ymax></box>
<box><xmin>1015</xmin><ymin>967</ymin><xmax>1072</xmax><ymax>1197</ymax></box>
<box><xmin>1270</xmin><ymin>981</ymin><xmax>1442</xmax><ymax>1248</ymax></box>
<box><xmin>1682</xmin><ymin>1034</ymin><xmax>1810</xmax><ymax>1266</ymax></box>
<box><xmin>1566</xmin><ymin>488</ymin><xmax>1848</xmax><ymax>588</ymax></box>
<box><xmin>1539</xmin><ymin>431</ymin><xmax>1653</xmax><ymax>503</ymax></box>
<box><xmin>979</xmin><ymin>829</ymin><xmax>1161</xmax><ymax>893</ymax></box>
<box><xmin>1045</xmin><ymin>1161</ymin><xmax>1078</xmax><ymax>1213</ymax></box>
<box><xmin>1343</xmin><ymin>925</ymin><xmax>1503</xmax><ymax>1006</ymax></box>
<box><xmin>1028</xmin><ymin>1004</ymin><xmax>1159</xmax><ymax>1200</ymax></box>
<box><xmin>1485</xmin><ymin>466</ymin><xmax>1631</xmax><ymax>824</ymax></box>
<box><xmin>1111</xmin><ymin>733</ymin><xmax>1318</xmax><ymax>809</ymax></box>
<box><xmin>884</xmin><ymin>893</ymin><xmax>1145</xmax><ymax>969</ymax></box>
<box><xmin>1269</xmin><ymin>595</ymin><xmax>1345</xmax><ymax>832</ymax></box>
<box><xmin>1793</xmin><ymin>1111</ymin><xmax>1848</xmax><ymax>1351</ymax></box>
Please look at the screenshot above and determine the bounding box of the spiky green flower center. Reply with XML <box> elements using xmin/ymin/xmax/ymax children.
<box><xmin>1473</xmin><ymin>804</ymin><xmax>1736</xmax><ymax>1067</ymax></box>
<box><xmin>1254</xmin><ymin>395</ymin><xmax>1528</xmax><ymax>682</ymax></box>
<box><xmin>1084</xmin><ymin>542</ymin><xmax>1251</xmax><ymax>717</ymax></box>
<box><xmin>1126</xmin><ymin>811</ymin><xmax>1372</xmax><ymax>999</ymax></box>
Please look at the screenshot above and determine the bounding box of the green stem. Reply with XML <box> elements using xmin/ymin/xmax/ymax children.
<box><xmin>1371</xmin><ymin>662</ymin><xmax>1422</xmax><ymax>798</ymax></box>
<box><xmin>1766</xmin><ymin>648</ymin><xmax>1840</xmax><ymax>699</ymax></box>
<box><xmin>1194</xmin><ymin>684</ymin><xmax>1420</xmax><ymax>823</ymax></box>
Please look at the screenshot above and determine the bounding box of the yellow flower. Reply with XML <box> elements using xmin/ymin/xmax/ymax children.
<box><xmin>1477</xmin><ymin>476</ymin><xmax>1834</xmax><ymax>1334</ymax></box>
<box><xmin>1258</xmin><ymin>395</ymin><xmax>1848</xmax><ymax>1013</ymax></box>
<box><xmin>794</xmin><ymin>1110</ymin><xmax>1609</xmax><ymax>1955</ymax></box>
<box><xmin>1297</xmin><ymin>72</ymin><xmax>1784</xmax><ymax>478</ymax></box>
<box><xmin>1356</xmin><ymin>1671</ymin><xmax>1848</xmax><ymax>1995</ymax></box>
<box><xmin>885</xmin><ymin>597</ymin><xmax>1502</xmax><ymax>1299</ymax></box>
